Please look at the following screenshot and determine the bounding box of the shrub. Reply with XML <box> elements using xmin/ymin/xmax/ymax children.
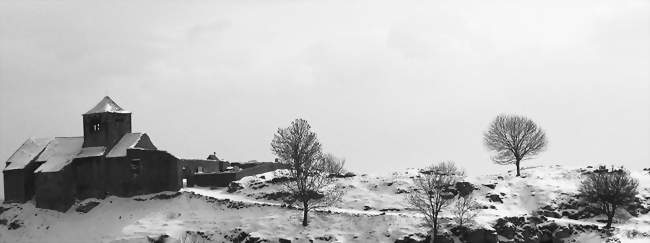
<box><xmin>452</xmin><ymin>193</ymin><xmax>480</xmax><ymax>227</ymax></box>
<box><xmin>579</xmin><ymin>166</ymin><xmax>639</xmax><ymax>228</ymax></box>
<box><xmin>407</xmin><ymin>161</ymin><xmax>464</xmax><ymax>242</ymax></box>
<box><xmin>321</xmin><ymin>153</ymin><xmax>346</xmax><ymax>175</ymax></box>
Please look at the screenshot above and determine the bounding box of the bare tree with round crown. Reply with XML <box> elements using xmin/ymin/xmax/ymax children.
<box><xmin>483</xmin><ymin>114</ymin><xmax>547</xmax><ymax>177</ymax></box>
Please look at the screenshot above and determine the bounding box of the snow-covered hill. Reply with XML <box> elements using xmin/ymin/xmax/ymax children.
<box><xmin>0</xmin><ymin>165</ymin><xmax>649</xmax><ymax>243</ymax></box>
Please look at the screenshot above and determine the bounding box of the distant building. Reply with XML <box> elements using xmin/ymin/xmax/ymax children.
<box><xmin>206</xmin><ymin>152</ymin><xmax>219</xmax><ymax>161</ymax></box>
<box><xmin>3</xmin><ymin>96</ymin><xmax>180</xmax><ymax>211</ymax></box>
<box><xmin>178</xmin><ymin>154</ymin><xmax>229</xmax><ymax>184</ymax></box>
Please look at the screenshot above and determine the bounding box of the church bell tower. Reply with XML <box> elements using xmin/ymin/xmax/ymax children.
<box><xmin>82</xmin><ymin>96</ymin><xmax>132</xmax><ymax>150</ymax></box>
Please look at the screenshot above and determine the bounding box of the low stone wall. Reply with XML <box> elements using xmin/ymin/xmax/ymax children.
<box><xmin>234</xmin><ymin>162</ymin><xmax>286</xmax><ymax>180</ymax></box>
<box><xmin>190</xmin><ymin>162</ymin><xmax>286</xmax><ymax>187</ymax></box>
<box><xmin>192</xmin><ymin>172</ymin><xmax>237</xmax><ymax>187</ymax></box>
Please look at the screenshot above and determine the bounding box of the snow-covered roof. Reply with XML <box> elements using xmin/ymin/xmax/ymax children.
<box><xmin>75</xmin><ymin>146</ymin><xmax>106</xmax><ymax>159</ymax></box>
<box><xmin>84</xmin><ymin>96</ymin><xmax>130</xmax><ymax>115</ymax></box>
<box><xmin>4</xmin><ymin>137</ymin><xmax>54</xmax><ymax>171</ymax></box>
<box><xmin>106</xmin><ymin>133</ymin><xmax>156</xmax><ymax>158</ymax></box>
<box><xmin>34</xmin><ymin>137</ymin><xmax>84</xmax><ymax>173</ymax></box>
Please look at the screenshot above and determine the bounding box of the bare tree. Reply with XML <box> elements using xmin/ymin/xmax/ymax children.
<box><xmin>579</xmin><ymin>166</ymin><xmax>639</xmax><ymax>228</ymax></box>
<box><xmin>483</xmin><ymin>114</ymin><xmax>547</xmax><ymax>177</ymax></box>
<box><xmin>321</xmin><ymin>153</ymin><xmax>346</xmax><ymax>175</ymax></box>
<box><xmin>271</xmin><ymin>118</ymin><xmax>342</xmax><ymax>226</ymax></box>
<box><xmin>452</xmin><ymin>193</ymin><xmax>480</xmax><ymax>227</ymax></box>
<box><xmin>408</xmin><ymin>161</ymin><xmax>464</xmax><ymax>243</ymax></box>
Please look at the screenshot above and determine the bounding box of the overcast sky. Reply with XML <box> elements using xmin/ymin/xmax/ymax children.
<box><xmin>1</xmin><ymin>0</ymin><xmax>648</xmax><ymax>178</ymax></box>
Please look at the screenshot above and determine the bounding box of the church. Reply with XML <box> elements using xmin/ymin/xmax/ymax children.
<box><xmin>2</xmin><ymin>97</ymin><xmax>181</xmax><ymax>211</ymax></box>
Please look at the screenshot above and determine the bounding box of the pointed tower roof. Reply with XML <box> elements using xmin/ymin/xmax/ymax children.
<box><xmin>84</xmin><ymin>96</ymin><xmax>130</xmax><ymax>115</ymax></box>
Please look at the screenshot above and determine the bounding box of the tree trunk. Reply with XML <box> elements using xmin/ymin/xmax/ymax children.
<box><xmin>606</xmin><ymin>214</ymin><xmax>613</xmax><ymax>228</ymax></box>
<box><xmin>302</xmin><ymin>202</ymin><xmax>309</xmax><ymax>226</ymax></box>
<box><xmin>515</xmin><ymin>160</ymin><xmax>521</xmax><ymax>177</ymax></box>
<box><xmin>606</xmin><ymin>205</ymin><xmax>616</xmax><ymax>228</ymax></box>
<box><xmin>431</xmin><ymin>217</ymin><xmax>437</xmax><ymax>243</ymax></box>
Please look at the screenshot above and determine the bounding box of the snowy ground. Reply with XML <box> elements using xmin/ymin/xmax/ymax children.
<box><xmin>0</xmin><ymin>165</ymin><xmax>649</xmax><ymax>242</ymax></box>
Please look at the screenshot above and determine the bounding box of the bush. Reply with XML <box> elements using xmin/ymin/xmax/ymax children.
<box><xmin>579</xmin><ymin>166</ymin><xmax>639</xmax><ymax>228</ymax></box>
<box><xmin>321</xmin><ymin>153</ymin><xmax>346</xmax><ymax>175</ymax></box>
<box><xmin>452</xmin><ymin>193</ymin><xmax>480</xmax><ymax>227</ymax></box>
<box><xmin>407</xmin><ymin>161</ymin><xmax>465</xmax><ymax>242</ymax></box>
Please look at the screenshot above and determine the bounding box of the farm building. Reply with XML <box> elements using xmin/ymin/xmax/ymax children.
<box><xmin>3</xmin><ymin>96</ymin><xmax>181</xmax><ymax>211</ymax></box>
<box><xmin>179</xmin><ymin>153</ymin><xmax>285</xmax><ymax>188</ymax></box>
<box><xmin>189</xmin><ymin>162</ymin><xmax>286</xmax><ymax>187</ymax></box>
<box><xmin>179</xmin><ymin>154</ymin><xmax>230</xmax><ymax>186</ymax></box>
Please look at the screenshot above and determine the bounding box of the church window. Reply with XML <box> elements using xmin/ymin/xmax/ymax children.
<box><xmin>89</xmin><ymin>119</ymin><xmax>101</xmax><ymax>133</ymax></box>
<box><xmin>130</xmin><ymin>159</ymin><xmax>141</xmax><ymax>177</ymax></box>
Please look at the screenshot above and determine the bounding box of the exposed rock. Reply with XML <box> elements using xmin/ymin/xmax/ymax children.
<box><xmin>493</xmin><ymin>217</ymin><xmax>525</xmax><ymax>239</ymax></box>
<box><xmin>250</xmin><ymin>182</ymin><xmax>268</xmax><ymax>190</ymax></box>
<box><xmin>149</xmin><ymin>192</ymin><xmax>182</xmax><ymax>200</ymax></box>
<box><xmin>537</xmin><ymin>210</ymin><xmax>561</xmax><ymax>218</ymax></box>
<box><xmin>455</xmin><ymin>182</ymin><xmax>478</xmax><ymax>197</ymax></box>
<box><xmin>451</xmin><ymin>226</ymin><xmax>469</xmax><ymax>236</ymax></box>
<box><xmin>493</xmin><ymin>216</ymin><xmax>583</xmax><ymax>243</ymax></box>
<box><xmin>486</xmin><ymin>194</ymin><xmax>503</xmax><ymax>203</ymax></box>
<box><xmin>245</xmin><ymin>235</ymin><xmax>269</xmax><ymax>243</ymax></box>
<box><xmin>526</xmin><ymin>216</ymin><xmax>548</xmax><ymax>225</ymax></box>
<box><xmin>464</xmin><ymin>229</ymin><xmax>498</xmax><ymax>243</ymax></box>
<box><xmin>379</xmin><ymin>208</ymin><xmax>401</xmax><ymax>212</ymax></box>
<box><xmin>258</xmin><ymin>191</ymin><xmax>294</xmax><ymax>202</ymax></box>
<box><xmin>395</xmin><ymin>233</ymin><xmax>427</xmax><ymax>243</ymax></box>
<box><xmin>434</xmin><ymin>235</ymin><xmax>454</xmax><ymax>243</ymax></box>
<box><xmin>146</xmin><ymin>234</ymin><xmax>170</xmax><ymax>243</ymax></box>
<box><xmin>483</xmin><ymin>184</ymin><xmax>497</xmax><ymax>189</ymax></box>
<box><xmin>227</xmin><ymin>201</ymin><xmax>249</xmax><ymax>209</ymax></box>
<box><xmin>481</xmin><ymin>204</ymin><xmax>498</xmax><ymax>210</ymax></box>
<box><xmin>495</xmin><ymin>223</ymin><xmax>517</xmax><ymax>239</ymax></box>
<box><xmin>396</xmin><ymin>188</ymin><xmax>409</xmax><ymax>194</ymax></box>
<box><xmin>269</xmin><ymin>176</ymin><xmax>293</xmax><ymax>184</ymax></box>
<box><xmin>0</xmin><ymin>206</ymin><xmax>9</xmax><ymax>215</ymax></box>
<box><xmin>554</xmin><ymin>227</ymin><xmax>572</xmax><ymax>239</ymax></box>
<box><xmin>568</xmin><ymin>223</ymin><xmax>599</xmax><ymax>233</ymax></box>
<box><xmin>182</xmin><ymin>231</ymin><xmax>216</xmax><ymax>242</ymax></box>
<box><xmin>520</xmin><ymin>224</ymin><xmax>540</xmax><ymax>242</ymax></box>
<box><xmin>225</xmin><ymin>228</ymin><xmax>250</xmax><ymax>242</ymax></box>
<box><xmin>278</xmin><ymin>238</ymin><xmax>292</xmax><ymax>243</ymax></box>
<box><xmin>76</xmin><ymin>201</ymin><xmax>100</xmax><ymax>213</ymax></box>
<box><xmin>315</xmin><ymin>235</ymin><xmax>335</xmax><ymax>241</ymax></box>
<box><xmin>395</xmin><ymin>233</ymin><xmax>453</xmax><ymax>243</ymax></box>
<box><xmin>452</xmin><ymin>226</ymin><xmax>498</xmax><ymax>243</ymax></box>
<box><xmin>363</xmin><ymin>205</ymin><xmax>373</xmax><ymax>211</ymax></box>
<box><xmin>8</xmin><ymin>220</ymin><xmax>22</xmax><ymax>230</ymax></box>
<box><xmin>228</xmin><ymin>182</ymin><xmax>244</xmax><ymax>193</ymax></box>
<box><xmin>328</xmin><ymin>172</ymin><xmax>356</xmax><ymax>178</ymax></box>
<box><xmin>624</xmin><ymin>197</ymin><xmax>650</xmax><ymax>217</ymax></box>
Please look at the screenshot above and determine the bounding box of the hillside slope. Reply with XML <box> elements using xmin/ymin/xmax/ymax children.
<box><xmin>0</xmin><ymin>165</ymin><xmax>648</xmax><ymax>243</ymax></box>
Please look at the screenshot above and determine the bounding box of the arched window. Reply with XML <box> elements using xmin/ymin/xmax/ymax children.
<box><xmin>88</xmin><ymin>118</ymin><xmax>101</xmax><ymax>133</ymax></box>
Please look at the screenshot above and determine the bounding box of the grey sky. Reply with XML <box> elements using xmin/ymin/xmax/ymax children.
<box><xmin>1</xmin><ymin>0</ymin><xmax>648</xmax><ymax>177</ymax></box>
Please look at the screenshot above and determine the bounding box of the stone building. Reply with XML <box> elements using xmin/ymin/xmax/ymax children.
<box><xmin>3</xmin><ymin>96</ymin><xmax>180</xmax><ymax>211</ymax></box>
